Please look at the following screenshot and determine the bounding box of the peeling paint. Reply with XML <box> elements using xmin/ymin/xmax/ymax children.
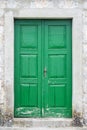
<box><xmin>15</xmin><ymin>107</ymin><xmax>40</xmax><ymax>117</ymax></box>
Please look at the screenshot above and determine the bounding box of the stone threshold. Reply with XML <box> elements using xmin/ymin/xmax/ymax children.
<box><xmin>0</xmin><ymin>127</ymin><xmax>86</xmax><ymax>130</ymax></box>
<box><xmin>13</xmin><ymin>118</ymin><xmax>72</xmax><ymax>127</ymax></box>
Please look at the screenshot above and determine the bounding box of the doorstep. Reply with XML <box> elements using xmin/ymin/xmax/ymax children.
<box><xmin>13</xmin><ymin>118</ymin><xmax>72</xmax><ymax>127</ymax></box>
<box><xmin>0</xmin><ymin>127</ymin><xmax>87</xmax><ymax>130</ymax></box>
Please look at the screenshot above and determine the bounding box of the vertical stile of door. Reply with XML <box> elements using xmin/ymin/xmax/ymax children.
<box><xmin>41</xmin><ymin>20</ymin><xmax>45</xmax><ymax>116</ymax></box>
<box><xmin>38</xmin><ymin>20</ymin><xmax>42</xmax><ymax>116</ymax></box>
<box><xmin>66</xmin><ymin>23</ymin><xmax>72</xmax><ymax>112</ymax></box>
<box><xmin>14</xmin><ymin>23</ymin><xmax>20</xmax><ymax>113</ymax></box>
<box><xmin>44</xmin><ymin>21</ymin><xmax>49</xmax><ymax>113</ymax></box>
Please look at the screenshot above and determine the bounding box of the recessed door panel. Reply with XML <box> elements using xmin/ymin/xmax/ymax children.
<box><xmin>20</xmin><ymin>55</ymin><xmax>38</xmax><ymax>78</ymax></box>
<box><xmin>21</xmin><ymin>25</ymin><xmax>38</xmax><ymax>48</ymax></box>
<box><xmin>48</xmin><ymin>55</ymin><xmax>66</xmax><ymax>78</ymax></box>
<box><xmin>48</xmin><ymin>25</ymin><xmax>66</xmax><ymax>48</ymax></box>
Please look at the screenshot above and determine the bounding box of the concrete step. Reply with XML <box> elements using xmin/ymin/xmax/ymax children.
<box><xmin>13</xmin><ymin>118</ymin><xmax>72</xmax><ymax>127</ymax></box>
<box><xmin>0</xmin><ymin>127</ymin><xmax>87</xmax><ymax>130</ymax></box>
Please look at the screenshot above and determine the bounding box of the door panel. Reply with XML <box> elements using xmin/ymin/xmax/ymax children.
<box><xmin>14</xmin><ymin>19</ymin><xmax>72</xmax><ymax>118</ymax></box>
<box><xmin>20</xmin><ymin>55</ymin><xmax>38</xmax><ymax>78</ymax></box>
<box><xmin>21</xmin><ymin>26</ymin><xmax>38</xmax><ymax>48</ymax></box>
<box><xmin>14</xmin><ymin>20</ymin><xmax>42</xmax><ymax>117</ymax></box>
<box><xmin>44</xmin><ymin>20</ymin><xmax>72</xmax><ymax>117</ymax></box>
<box><xmin>48</xmin><ymin>84</ymin><xmax>66</xmax><ymax>107</ymax></box>
<box><xmin>48</xmin><ymin>55</ymin><xmax>66</xmax><ymax>78</ymax></box>
<box><xmin>48</xmin><ymin>25</ymin><xmax>66</xmax><ymax>48</ymax></box>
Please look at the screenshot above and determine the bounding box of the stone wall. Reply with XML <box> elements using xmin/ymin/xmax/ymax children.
<box><xmin>0</xmin><ymin>0</ymin><xmax>87</xmax><ymax>127</ymax></box>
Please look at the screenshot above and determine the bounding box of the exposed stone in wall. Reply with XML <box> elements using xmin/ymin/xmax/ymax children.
<box><xmin>0</xmin><ymin>110</ymin><xmax>13</xmax><ymax>127</ymax></box>
<box><xmin>72</xmin><ymin>110</ymin><xmax>83</xmax><ymax>127</ymax></box>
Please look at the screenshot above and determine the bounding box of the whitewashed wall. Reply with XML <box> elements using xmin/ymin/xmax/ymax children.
<box><xmin>0</xmin><ymin>0</ymin><xmax>87</xmax><ymax>127</ymax></box>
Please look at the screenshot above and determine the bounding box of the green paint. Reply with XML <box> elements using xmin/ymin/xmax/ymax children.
<box><xmin>14</xmin><ymin>20</ymin><xmax>72</xmax><ymax>118</ymax></box>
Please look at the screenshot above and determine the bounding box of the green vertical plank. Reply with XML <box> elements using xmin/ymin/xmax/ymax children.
<box><xmin>21</xmin><ymin>55</ymin><xmax>29</xmax><ymax>77</ymax></box>
<box><xmin>42</xmin><ymin>20</ymin><xmax>47</xmax><ymax>116</ymax></box>
<box><xmin>48</xmin><ymin>85</ymin><xmax>55</xmax><ymax>107</ymax></box>
<box><xmin>28</xmin><ymin>55</ymin><xmax>37</xmax><ymax>78</ymax></box>
<box><xmin>29</xmin><ymin>84</ymin><xmax>38</xmax><ymax>107</ymax></box>
<box><xmin>66</xmin><ymin>22</ymin><xmax>72</xmax><ymax>110</ymax></box>
<box><xmin>55</xmin><ymin>85</ymin><xmax>66</xmax><ymax>107</ymax></box>
<box><xmin>20</xmin><ymin>84</ymin><xmax>30</xmax><ymax>107</ymax></box>
<box><xmin>37</xmin><ymin>21</ymin><xmax>42</xmax><ymax>116</ymax></box>
<box><xmin>15</xmin><ymin>84</ymin><xmax>21</xmax><ymax>107</ymax></box>
<box><xmin>14</xmin><ymin>23</ymin><xmax>21</xmax><ymax>116</ymax></box>
<box><xmin>44</xmin><ymin>21</ymin><xmax>49</xmax><ymax>110</ymax></box>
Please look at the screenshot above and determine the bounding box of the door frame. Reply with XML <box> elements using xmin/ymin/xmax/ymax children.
<box><xmin>4</xmin><ymin>9</ymin><xmax>82</xmax><ymax>119</ymax></box>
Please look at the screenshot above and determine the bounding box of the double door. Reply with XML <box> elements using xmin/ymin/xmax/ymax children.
<box><xmin>14</xmin><ymin>19</ymin><xmax>72</xmax><ymax>117</ymax></box>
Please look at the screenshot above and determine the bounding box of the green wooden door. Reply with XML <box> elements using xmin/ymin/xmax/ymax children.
<box><xmin>14</xmin><ymin>20</ymin><xmax>72</xmax><ymax>118</ymax></box>
<box><xmin>14</xmin><ymin>20</ymin><xmax>42</xmax><ymax>117</ymax></box>
<box><xmin>43</xmin><ymin>20</ymin><xmax>72</xmax><ymax>117</ymax></box>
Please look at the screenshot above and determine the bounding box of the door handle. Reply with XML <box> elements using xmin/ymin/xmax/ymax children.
<box><xmin>44</xmin><ymin>67</ymin><xmax>47</xmax><ymax>77</ymax></box>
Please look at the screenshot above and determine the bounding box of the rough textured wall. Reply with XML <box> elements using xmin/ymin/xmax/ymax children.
<box><xmin>0</xmin><ymin>0</ymin><xmax>83</xmax><ymax>9</ymax></box>
<box><xmin>9</xmin><ymin>0</ymin><xmax>82</xmax><ymax>8</ymax></box>
<box><xmin>0</xmin><ymin>0</ymin><xmax>87</xmax><ymax>127</ymax></box>
<box><xmin>83</xmin><ymin>0</ymin><xmax>87</xmax><ymax>125</ymax></box>
<box><xmin>0</xmin><ymin>4</ymin><xmax>5</xmax><ymax>112</ymax></box>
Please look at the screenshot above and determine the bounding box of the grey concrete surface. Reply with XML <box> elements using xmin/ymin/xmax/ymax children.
<box><xmin>0</xmin><ymin>127</ymin><xmax>87</xmax><ymax>130</ymax></box>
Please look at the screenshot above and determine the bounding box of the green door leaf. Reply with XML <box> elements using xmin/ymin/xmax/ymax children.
<box><xmin>14</xmin><ymin>20</ymin><xmax>72</xmax><ymax>118</ymax></box>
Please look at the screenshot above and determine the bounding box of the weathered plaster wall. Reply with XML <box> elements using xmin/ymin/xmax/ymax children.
<box><xmin>0</xmin><ymin>0</ymin><xmax>86</xmax><ymax>127</ymax></box>
<box><xmin>83</xmin><ymin>0</ymin><xmax>87</xmax><ymax>125</ymax></box>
